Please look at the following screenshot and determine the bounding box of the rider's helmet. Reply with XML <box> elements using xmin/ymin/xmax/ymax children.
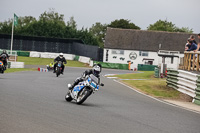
<box><xmin>59</xmin><ymin>53</ymin><xmax>64</xmax><ymax>58</ymax></box>
<box><xmin>2</xmin><ymin>50</ymin><xmax>6</xmax><ymax>54</ymax></box>
<box><xmin>93</xmin><ymin>64</ymin><xmax>101</xmax><ymax>76</ymax></box>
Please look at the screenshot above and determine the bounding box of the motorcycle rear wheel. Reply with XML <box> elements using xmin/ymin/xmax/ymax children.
<box><xmin>56</xmin><ymin>68</ymin><xmax>60</xmax><ymax>77</ymax></box>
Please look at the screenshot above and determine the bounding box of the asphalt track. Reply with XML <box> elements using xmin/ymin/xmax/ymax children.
<box><xmin>0</xmin><ymin>67</ymin><xmax>200</xmax><ymax>133</ymax></box>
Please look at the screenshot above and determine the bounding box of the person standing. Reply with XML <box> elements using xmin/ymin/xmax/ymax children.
<box><xmin>194</xmin><ymin>33</ymin><xmax>200</xmax><ymax>52</ymax></box>
<box><xmin>190</xmin><ymin>35</ymin><xmax>197</xmax><ymax>45</ymax></box>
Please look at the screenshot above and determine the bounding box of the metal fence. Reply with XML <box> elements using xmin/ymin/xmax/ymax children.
<box><xmin>0</xmin><ymin>34</ymin><xmax>103</xmax><ymax>61</ymax></box>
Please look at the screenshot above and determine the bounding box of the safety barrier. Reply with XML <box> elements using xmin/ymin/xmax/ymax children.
<box><xmin>30</xmin><ymin>51</ymin><xmax>41</xmax><ymax>57</ymax></box>
<box><xmin>167</xmin><ymin>69</ymin><xmax>200</xmax><ymax>105</ymax></box>
<box><xmin>38</xmin><ymin>67</ymin><xmax>48</xmax><ymax>72</ymax></box>
<box><xmin>30</xmin><ymin>51</ymin><xmax>76</xmax><ymax>60</ymax></box>
<box><xmin>94</xmin><ymin>61</ymin><xmax>128</xmax><ymax>70</ymax></box>
<box><xmin>9</xmin><ymin>61</ymin><xmax>24</xmax><ymax>68</ymax></box>
<box><xmin>78</xmin><ymin>56</ymin><xmax>91</xmax><ymax>64</ymax></box>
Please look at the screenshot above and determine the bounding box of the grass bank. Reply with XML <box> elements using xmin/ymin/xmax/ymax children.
<box><xmin>6</xmin><ymin>56</ymin><xmax>89</xmax><ymax>73</ymax></box>
<box><xmin>108</xmin><ymin>71</ymin><xmax>190</xmax><ymax>100</ymax></box>
<box><xmin>5</xmin><ymin>68</ymin><xmax>37</xmax><ymax>73</ymax></box>
<box><xmin>17</xmin><ymin>56</ymin><xmax>89</xmax><ymax>67</ymax></box>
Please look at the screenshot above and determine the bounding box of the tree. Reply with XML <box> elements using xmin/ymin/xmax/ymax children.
<box><xmin>147</xmin><ymin>19</ymin><xmax>193</xmax><ymax>33</ymax></box>
<box><xmin>108</xmin><ymin>19</ymin><xmax>140</xmax><ymax>30</ymax></box>
<box><xmin>89</xmin><ymin>22</ymin><xmax>107</xmax><ymax>48</ymax></box>
<box><xmin>67</xmin><ymin>16</ymin><xmax>77</xmax><ymax>30</ymax></box>
<box><xmin>174</xmin><ymin>27</ymin><xmax>193</xmax><ymax>33</ymax></box>
<box><xmin>0</xmin><ymin>9</ymin><xmax>100</xmax><ymax>46</ymax></box>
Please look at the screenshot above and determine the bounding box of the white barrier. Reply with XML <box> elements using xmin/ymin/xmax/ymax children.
<box><xmin>167</xmin><ymin>69</ymin><xmax>200</xmax><ymax>105</ymax></box>
<box><xmin>30</xmin><ymin>51</ymin><xmax>75</xmax><ymax>61</ymax></box>
<box><xmin>30</xmin><ymin>51</ymin><xmax>41</xmax><ymax>57</ymax></box>
<box><xmin>10</xmin><ymin>61</ymin><xmax>24</xmax><ymax>68</ymax></box>
<box><xmin>178</xmin><ymin>70</ymin><xmax>198</xmax><ymax>81</ymax></box>
<box><xmin>78</xmin><ymin>56</ymin><xmax>91</xmax><ymax>64</ymax></box>
<box><xmin>40</xmin><ymin>52</ymin><xmax>57</xmax><ymax>59</ymax></box>
<box><xmin>63</xmin><ymin>54</ymin><xmax>75</xmax><ymax>60</ymax></box>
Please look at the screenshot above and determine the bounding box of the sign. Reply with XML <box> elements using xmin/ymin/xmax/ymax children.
<box><xmin>129</xmin><ymin>52</ymin><xmax>137</xmax><ymax>60</ymax></box>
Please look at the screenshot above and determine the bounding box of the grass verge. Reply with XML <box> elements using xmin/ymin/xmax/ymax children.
<box><xmin>17</xmin><ymin>56</ymin><xmax>89</xmax><ymax>67</ymax></box>
<box><xmin>5</xmin><ymin>68</ymin><xmax>37</xmax><ymax>73</ymax></box>
<box><xmin>108</xmin><ymin>71</ymin><xmax>191</xmax><ymax>101</ymax></box>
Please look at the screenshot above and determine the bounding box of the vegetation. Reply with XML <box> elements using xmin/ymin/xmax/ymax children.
<box><xmin>108</xmin><ymin>19</ymin><xmax>140</xmax><ymax>30</ymax></box>
<box><xmin>108</xmin><ymin>71</ymin><xmax>183</xmax><ymax>99</ymax></box>
<box><xmin>17</xmin><ymin>56</ymin><xmax>89</xmax><ymax>67</ymax></box>
<box><xmin>5</xmin><ymin>68</ymin><xmax>37</xmax><ymax>73</ymax></box>
<box><xmin>0</xmin><ymin>10</ymin><xmax>193</xmax><ymax>49</ymax></box>
<box><xmin>147</xmin><ymin>19</ymin><xmax>193</xmax><ymax>33</ymax></box>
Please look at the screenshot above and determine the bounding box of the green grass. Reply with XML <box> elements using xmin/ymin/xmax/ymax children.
<box><xmin>17</xmin><ymin>56</ymin><xmax>89</xmax><ymax>67</ymax></box>
<box><xmin>108</xmin><ymin>71</ymin><xmax>181</xmax><ymax>99</ymax></box>
<box><xmin>5</xmin><ymin>68</ymin><xmax>37</xmax><ymax>73</ymax></box>
<box><xmin>123</xmin><ymin>79</ymin><xmax>180</xmax><ymax>98</ymax></box>
<box><xmin>112</xmin><ymin>71</ymin><xmax>154</xmax><ymax>79</ymax></box>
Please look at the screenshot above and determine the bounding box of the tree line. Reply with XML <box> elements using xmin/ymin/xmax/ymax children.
<box><xmin>0</xmin><ymin>9</ymin><xmax>193</xmax><ymax>48</ymax></box>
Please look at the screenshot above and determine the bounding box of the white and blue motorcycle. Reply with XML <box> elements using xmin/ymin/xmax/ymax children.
<box><xmin>65</xmin><ymin>74</ymin><xmax>104</xmax><ymax>105</ymax></box>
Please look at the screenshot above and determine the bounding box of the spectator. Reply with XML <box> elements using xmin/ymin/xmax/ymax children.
<box><xmin>185</xmin><ymin>38</ymin><xmax>191</xmax><ymax>51</ymax></box>
<box><xmin>194</xmin><ymin>33</ymin><xmax>200</xmax><ymax>52</ymax></box>
<box><xmin>185</xmin><ymin>39</ymin><xmax>197</xmax><ymax>51</ymax></box>
<box><xmin>190</xmin><ymin>35</ymin><xmax>197</xmax><ymax>45</ymax></box>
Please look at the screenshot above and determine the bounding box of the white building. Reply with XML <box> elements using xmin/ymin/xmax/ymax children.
<box><xmin>103</xmin><ymin>28</ymin><xmax>197</xmax><ymax>70</ymax></box>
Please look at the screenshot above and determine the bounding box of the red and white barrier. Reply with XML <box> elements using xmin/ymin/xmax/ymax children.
<box><xmin>38</xmin><ymin>67</ymin><xmax>48</xmax><ymax>72</ymax></box>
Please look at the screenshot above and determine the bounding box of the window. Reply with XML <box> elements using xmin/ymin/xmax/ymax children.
<box><xmin>139</xmin><ymin>51</ymin><xmax>148</xmax><ymax>57</ymax></box>
<box><xmin>112</xmin><ymin>50</ymin><xmax>124</xmax><ymax>55</ymax></box>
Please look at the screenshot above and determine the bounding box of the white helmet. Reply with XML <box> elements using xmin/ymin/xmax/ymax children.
<box><xmin>59</xmin><ymin>53</ymin><xmax>64</xmax><ymax>58</ymax></box>
<box><xmin>93</xmin><ymin>65</ymin><xmax>101</xmax><ymax>76</ymax></box>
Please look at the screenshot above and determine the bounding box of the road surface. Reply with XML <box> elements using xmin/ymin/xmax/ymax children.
<box><xmin>0</xmin><ymin>67</ymin><xmax>200</xmax><ymax>133</ymax></box>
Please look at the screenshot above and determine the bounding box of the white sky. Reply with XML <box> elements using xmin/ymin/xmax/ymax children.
<box><xmin>0</xmin><ymin>0</ymin><xmax>200</xmax><ymax>33</ymax></box>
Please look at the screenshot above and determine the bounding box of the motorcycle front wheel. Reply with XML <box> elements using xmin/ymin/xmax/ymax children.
<box><xmin>76</xmin><ymin>88</ymin><xmax>91</xmax><ymax>105</ymax></box>
<box><xmin>65</xmin><ymin>92</ymin><xmax>72</xmax><ymax>102</ymax></box>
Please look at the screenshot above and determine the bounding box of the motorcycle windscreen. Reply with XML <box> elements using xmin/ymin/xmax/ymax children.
<box><xmin>90</xmin><ymin>74</ymin><xmax>99</xmax><ymax>84</ymax></box>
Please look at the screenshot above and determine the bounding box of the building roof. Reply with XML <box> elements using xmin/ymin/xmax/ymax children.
<box><xmin>104</xmin><ymin>27</ymin><xmax>198</xmax><ymax>53</ymax></box>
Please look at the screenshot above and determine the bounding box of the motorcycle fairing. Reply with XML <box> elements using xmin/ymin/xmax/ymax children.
<box><xmin>0</xmin><ymin>61</ymin><xmax>3</xmax><ymax>66</ymax></box>
<box><xmin>72</xmin><ymin>82</ymin><xmax>85</xmax><ymax>98</ymax></box>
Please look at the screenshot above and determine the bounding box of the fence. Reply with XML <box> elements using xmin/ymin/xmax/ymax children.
<box><xmin>0</xmin><ymin>34</ymin><xmax>103</xmax><ymax>61</ymax></box>
<box><xmin>183</xmin><ymin>51</ymin><xmax>200</xmax><ymax>71</ymax></box>
<box><xmin>167</xmin><ymin>69</ymin><xmax>200</xmax><ymax>105</ymax></box>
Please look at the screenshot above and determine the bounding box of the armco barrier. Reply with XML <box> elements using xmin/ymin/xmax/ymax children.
<box><xmin>167</xmin><ymin>69</ymin><xmax>200</xmax><ymax>105</ymax></box>
<box><xmin>94</xmin><ymin>61</ymin><xmax>128</xmax><ymax>70</ymax></box>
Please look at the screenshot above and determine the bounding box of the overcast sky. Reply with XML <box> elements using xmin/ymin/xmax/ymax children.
<box><xmin>1</xmin><ymin>0</ymin><xmax>200</xmax><ymax>33</ymax></box>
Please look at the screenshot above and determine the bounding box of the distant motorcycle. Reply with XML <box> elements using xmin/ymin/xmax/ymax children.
<box><xmin>55</xmin><ymin>61</ymin><xmax>63</xmax><ymax>77</ymax></box>
<box><xmin>46</xmin><ymin>62</ymin><xmax>54</xmax><ymax>71</ymax></box>
<box><xmin>0</xmin><ymin>61</ymin><xmax>4</xmax><ymax>74</ymax></box>
<box><xmin>0</xmin><ymin>55</ymin><xmax>7</xmax><ymax>74</ymax></box>
<box><xmin>65</xmin><ymin>74</ymin><xmax>104</xmax><ymax>104</ymax></box>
